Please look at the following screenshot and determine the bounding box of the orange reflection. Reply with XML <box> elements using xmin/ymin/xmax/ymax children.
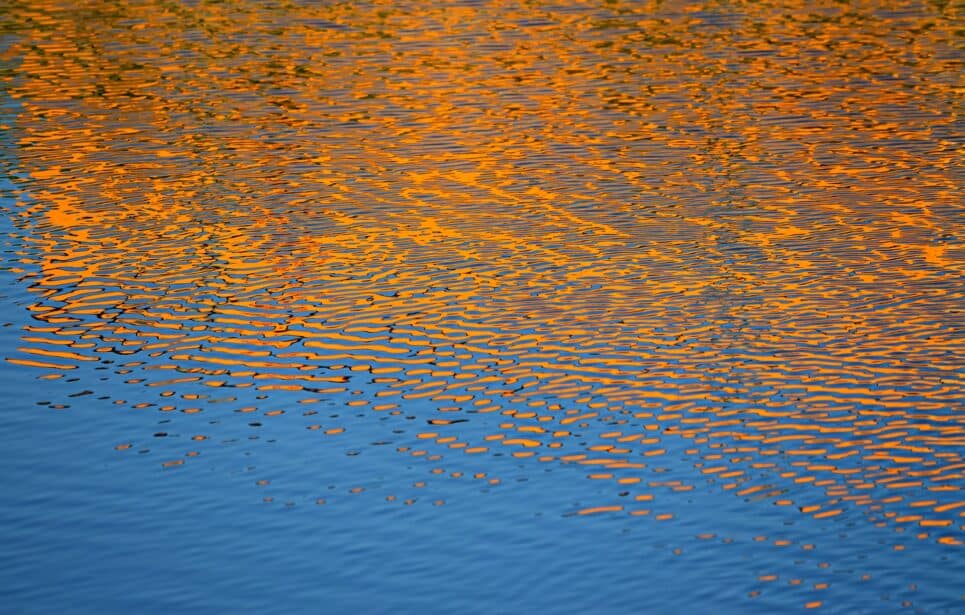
<box><xmin>1</xmin><ymin>0</ymin><xmax>962</xmax><ymax>552</ymax></box>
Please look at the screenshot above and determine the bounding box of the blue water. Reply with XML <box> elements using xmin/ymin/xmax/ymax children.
<box><xmin>0</xmin><ymin>278</ymin><xmax>960</xmax><ymax>612</ymax></box>
<box><xmin>3</xmin><ymin>368</ymin><xmax>961</xmax><ymax>614</ymax></box>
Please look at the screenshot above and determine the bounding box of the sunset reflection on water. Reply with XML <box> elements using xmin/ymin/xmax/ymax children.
<box><xmin>1</xmin><ymin>0</ymin><xmax>962</xmax><ymax>611</ymax></box>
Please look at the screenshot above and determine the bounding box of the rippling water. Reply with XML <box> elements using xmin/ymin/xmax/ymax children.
<box><xmin>1</xmin><ymin>0</ymin><xmax>962</xmax><ymax>612</ymax></box>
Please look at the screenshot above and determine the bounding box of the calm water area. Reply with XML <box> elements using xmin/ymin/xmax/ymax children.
<box><xmin>1</xmin><ymin>0</ymin><xmax>962</xmax><ymax>612</ymax></box>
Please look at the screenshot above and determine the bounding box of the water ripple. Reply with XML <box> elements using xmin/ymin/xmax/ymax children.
<box><xmin>1</xmin><ymin>0</ymin><xmax>963</xmax><ymax>611</ymax></box>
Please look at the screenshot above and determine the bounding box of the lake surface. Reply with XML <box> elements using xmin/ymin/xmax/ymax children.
<box><xmin>1</xmin><ymin>0</ymin><xmax>962</xmax><ymax>612</ymax></box>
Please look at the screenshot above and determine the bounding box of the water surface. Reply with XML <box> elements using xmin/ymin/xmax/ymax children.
<box><xmin>1</xmin><ymin>0</ymin><xmax>962</xmax><ymax>612</ymax></box>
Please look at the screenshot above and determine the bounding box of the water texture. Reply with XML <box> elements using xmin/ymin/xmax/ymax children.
<box><xmin>0</xmin><ymin>0</ymin><xmax>962</xmax><ymax>612</ymax></box>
